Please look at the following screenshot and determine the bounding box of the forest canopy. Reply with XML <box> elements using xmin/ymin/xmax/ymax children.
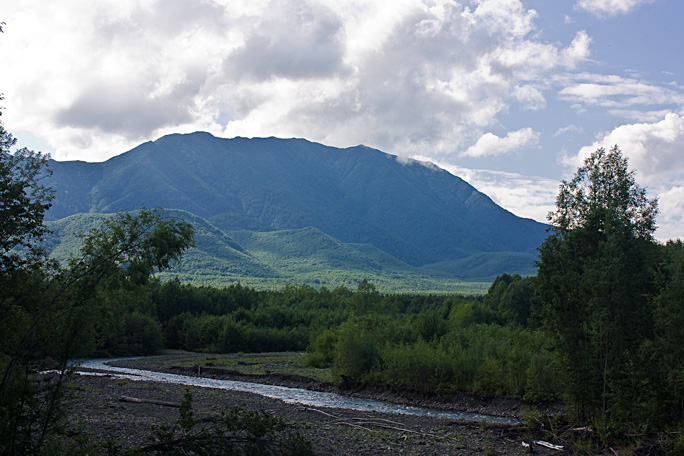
<box><xmin>2</xmin><ymin>120</ymin><xmax>684</xmax><ymax>453</ymax></box>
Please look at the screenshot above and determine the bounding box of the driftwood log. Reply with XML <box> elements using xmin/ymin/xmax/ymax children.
<box><xmin>119</xmin><ymin>395</ymin><xmax>180</xmax><ymax>408</ymax></box>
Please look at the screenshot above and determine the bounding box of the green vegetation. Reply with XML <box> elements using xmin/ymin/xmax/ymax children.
<box><xmin>45</xmin><ymin>131</ymin><xmax>548</xmax><ymax>281</ymax></box>
<box><xmin>536</xmin><ymin>146</ymin><xmax>682</xmax><ymax>436</ymax></box>
<box><xmin>148</xmin><ymin>277</ymin><xmax>558</xmax><ymax>401</ymax></box>
<box><xmin>45</xmin><ymin>211</ymin><xmax>493</xmax><ymax>294</ymax></box>
<box><xmin>4</xmin><ymin>87</ymin><xmax>684</xmax><ymax>456</ymax></box>
<box><xmin>131</xmin><ymin>145</ymin><xmax>684</xmax><ymax>451</ymax></box>
<box><xmin>1</xmin><ymin>105</ymin><xmax>198</xmax><ymax>453</ymax></box>
<box><xmin>171</xmin><ymin>352</ymin><xmax>330</xmax><ymax>381</ymax></box>
<box><xmin>0</xmin><ymin>206</ymin><xmax>194</xmax><ymax>454</ymax></box>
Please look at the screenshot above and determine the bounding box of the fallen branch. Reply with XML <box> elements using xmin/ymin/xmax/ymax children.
<box><xmin>119</xmin><ymin>395</ymin><xmax>180</xmax><ymax>408</ymax></box>
<box><xmin>351</xmin><ymin>420</ymin><xmax>427</xmax><ymax>436</ymax></box>
<box><xmin>299</xmin><ymin>407</ymin><xmax>339</xmax><ymax>419</ymax></box>
<box><xmin>351</xmin><ymin>417</ymin><xmax>405</xmax><ymax>426</ymax></box>
<box><xmin>535</xmin><ymin>440</ymin><xmax>564</xmax><ymax>451</ymax></box>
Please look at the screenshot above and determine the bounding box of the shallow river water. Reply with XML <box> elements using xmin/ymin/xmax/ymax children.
<box><xmin>78</xmin><ymin>359</ymin><xmax>518</xmax><ymax>425</ymax></box>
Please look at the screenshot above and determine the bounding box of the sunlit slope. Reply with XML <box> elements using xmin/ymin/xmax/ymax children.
<box><xmin>45</xmin><ymin>132</ymin><xmax>547</xmax><ymax>284</ymax></box>
<box><xmin>43</xmin><ymin>210</ymin><xmax>488</xmax><ymax>293</ymax></box>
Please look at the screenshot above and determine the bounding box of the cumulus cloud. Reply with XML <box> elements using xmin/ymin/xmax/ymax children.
<box><xmin>462</xmin><ymin>128</ymin><xmax>540</xmax><ymax>158</ymax></box>
<box><xmin>576</xmin><ymin>0</ymin><xmax>655</xmax><ymax>18</ymax></box>
<box><xmin>512</xmin><ymin>85</ymin><xmax>546</xmax><ymax>110</ymax></box>
<box><xmin>567</xmin><ymin>112</ymin><xmax>684</xmax><ymax>186</ymax></box>
<box><xmin>224</xmin><ymin>1</ymin><xmax>348</xmax><ymax>81</ymax></box>
<box><xmin>657</xmin><ymin>186</ymin><xmax>684</xmax><ymax>241</ymax></box>
<box><xmin>1</xmin><ymin>0</ymin><xmax>240</xmax><ymax>160</ymax></box>
<box><xmin>0</xmin><ymin>0</ymin><xmax>596</xmax><ymax>161</ymax></box>
<box><xmin>414</xmin><ymin>156</ymin><xmax>558</xmax><ymax>222</ymax></box>
<box><xmin>560</xmin><ymin>30</ymin><xmax>591</xmax><ymax>69</ymax></box>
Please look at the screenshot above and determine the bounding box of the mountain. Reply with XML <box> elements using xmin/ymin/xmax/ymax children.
<box><xmin>44</xmin><ymin>132</ymin><xmax>548</xmax><ymax>291</ymax></box>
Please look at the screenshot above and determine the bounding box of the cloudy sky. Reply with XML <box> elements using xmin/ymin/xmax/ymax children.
<box><xmin>1</xmin><ymin>0</ymin><xmax>683</xmax><ymax>240</ymax></box>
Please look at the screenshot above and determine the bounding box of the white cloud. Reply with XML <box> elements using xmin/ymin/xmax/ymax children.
<box><xmin>553</xmin><ymin>124</ymin><xmax>584</xmax><ymax>137</ymax></box>
<box><xmin>657</xmin><ymin>186</ymin><xmax>684</xmax><ymax>241</ymax></box>
<box><xmin>413</xmin><ymin>156</ymin><xmax>558</xmax><ymax>223</ymax></box>
<box><xmin>569</xmin><ymin>112</ymin><xmax>684</xmax><ymax>186</ymax></box>
<box><xmin>462</xmin><ymin>128</ymin><xmax>540</xmax><ymax>158</ymax></box>
<box><xmin>576</xmin><ymin>0</ymin><xmax>655</xmax><ymax>18</ymax></box>
<box><xmin>560</xmin><ymin>30</ymin><xmax>591</xmax><ymax>69</ymax></box>
<box><xmin>558</xmin><ymin>73</ymin><xmax>684</xmax><ymax>110</ymax></box>
<box><xmin>607</xmin><ymin>109</ymin><xmax>676</xmax><ymax>123</ymax></box>
<box><xmin>512</xmin><ymin>85</ymin><xmax>546</xmax><ymax>110</ymax></box>
<box><xmin>0</xmin><ymin>0</ymin><xmax>596</xmax><ymax>161</ymax></box>
<box><xmin>2</xmin><ymin>0</ymin><xmax>241</xmax><ymax>161</ymax></box>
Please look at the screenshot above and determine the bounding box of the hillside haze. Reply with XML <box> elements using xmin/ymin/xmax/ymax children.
<box><xmin>45</xmin><ymin>132</ymin><xmax>548</xmax><ymax>290</ymax></box>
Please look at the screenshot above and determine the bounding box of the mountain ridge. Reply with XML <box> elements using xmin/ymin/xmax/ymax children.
<box><xmin>44</xmin><ymin>132</ymin><xmax>548</xmax><ymax>289</ymax></box>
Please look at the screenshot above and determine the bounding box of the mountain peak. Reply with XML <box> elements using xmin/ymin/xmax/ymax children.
<box><xmin>45</xmin><ymin>134</ymin><xmax>547</xmax><ymax>277</ymax></box>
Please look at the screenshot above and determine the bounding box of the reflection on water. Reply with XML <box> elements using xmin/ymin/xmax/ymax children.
<box><xmin>78</xmin><ymin>359</ymin><xmax>518</xmax><ymax>425</ymax></box>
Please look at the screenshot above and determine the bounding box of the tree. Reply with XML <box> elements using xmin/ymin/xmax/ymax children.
<box><xmin>483</xmin><ymin>273</ymin><xmax>536</xmax><ymax>326</ymax></box>
<box><xmin>0</xmin><ymin>154</ymin><xmax>194</xmax><ymax>453</ymax></box>
<box><xmin>536</xmin><ymin>145</ymin><xmax>658</xmax><ymax>424</ymax></box>
<box><xmin>549</xmin><ymin>145</ymin><xmax>657</xmax><ymax>239</ymax></box>
<box><xmin>1</xmin><ymin>44</ymin><xmax>53</xmax><ymax>274</ymax></box>
<box><xmin>647</xmin><ymin>240</ymin><xmax>684</xmax><ymax>423</ymax></box>
<box><xmin>0</xmin><ymin>119</ymin><xmax>54</xmax><ymax>273</ymax></box>
<box><xmin>348</xmin><ymin>279</ymin><xmax>380</xmax><ymax>315</ymax></box>
<box><xmin>0</xmin><ymin>205</ymin><xmax>194</xmax><ymax>454</ymax></box>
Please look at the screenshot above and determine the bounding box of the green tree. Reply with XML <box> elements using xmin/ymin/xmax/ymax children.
<box><xmin>647</xmin><ymin>240</ymin><xmax>684</xmax><ymax>423</ymax></box>
<box><xmin>483</xmin><ymin>273</ymin><xmax>536</xmax><ymax>326</ymax></box>
<box><xmin>0</xmin><ymin>99</ymin><xmax>60</xmax><ymax>454</ymax></box>
<box><xmin>348</xmin><ymin>279</ymin><xmax>381</xmax><ymax>315</ymax></box>
<box><xmin>0</xmin><ymin>121</ymin><xmax>54</xmax><ymax>273</ymax></box>
<box><xmin>0</xmin><ymin>205</ymin><xmax>194</xmax><ymax>454</ymax></box>
<box><xmin>333</xmin><ymin>318</ymin><xmax>380</xmax><ymax>381</ymax></box>
<box><xmin>536</xmin><ymin>145</ymin><xmax>658</xmax><ymax>423</ymax></box>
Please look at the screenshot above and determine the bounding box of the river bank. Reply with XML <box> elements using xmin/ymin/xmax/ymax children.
<box><xmin>105</xmin><ymin>351</ymin><xmax>564</xmax><ymax>421</ymax></box>
<box><xmin>57</xmin><ymin>351</ymin><xmax>570</xmax><ymax>454</ymax></box>
<box><xmin>62</xmin><ymin>373</ymin><xmax>560</xmax><ymax>455</ymax></box>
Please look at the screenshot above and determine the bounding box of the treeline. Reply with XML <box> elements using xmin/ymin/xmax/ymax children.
<box><xmin>112</xmin><ymin>275</ymin><xmax>555</xmax><ymax>403</ymax></box>
<box><xmin>141</xmin><ymin>232</ymin><xmax>684</xmax><ymax>434</ymax></box>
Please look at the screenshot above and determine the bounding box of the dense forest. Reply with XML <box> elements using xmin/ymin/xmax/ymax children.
<box><xmin>2</xmin><ymin>98</ymin><xmax>684</xmax><ymax>456</ymax></box>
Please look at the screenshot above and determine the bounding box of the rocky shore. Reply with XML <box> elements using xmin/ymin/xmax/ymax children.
<box><xmin>58</xmin><ymin>354</ymin><xmax>567</xmax><ymax>455</ymax></box>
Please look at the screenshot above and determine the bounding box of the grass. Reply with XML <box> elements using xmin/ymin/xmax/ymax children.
<box><xmin>122</xmin><ymin>351</ymin><xmax>332</xmax><ymax>383</ymax></box>
<box><xmin>44</xmin><ymin>211</ymin><xmax>496</xmax><ymax>295</ymax></box>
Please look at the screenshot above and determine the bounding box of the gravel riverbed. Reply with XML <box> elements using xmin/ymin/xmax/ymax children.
<box><xmin>55</xmin><ymin>354</ymin><xmax>566</xmax><ymax>455</ymax></box>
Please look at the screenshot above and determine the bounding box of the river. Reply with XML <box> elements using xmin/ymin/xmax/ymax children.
<box><xmin>77</xmin><ymin>359</ymin><xmax>519</xmax><ymax>425</ymax></box>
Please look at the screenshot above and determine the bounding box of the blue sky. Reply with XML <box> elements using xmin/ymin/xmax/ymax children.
<box><xmin>1</xmin><ymin>0</ymin><xmax>682</xmax><ymax>240</ymax></box>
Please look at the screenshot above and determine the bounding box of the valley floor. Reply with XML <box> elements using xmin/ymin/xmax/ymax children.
<box><xmin>55</xmin><ymin>352</ymin><xmax>567</xmax><ymax>455</ymax></box>
<box><xmin>62</xmin><ymin>372</ymin><xmax>557</xmax><ymax>455</ymax></box>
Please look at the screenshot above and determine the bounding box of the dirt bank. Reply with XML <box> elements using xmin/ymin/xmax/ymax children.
<box><xmin>107</xmin><ymin>353</ymin><xmax>564</xmax><ymax>420</ymax></box>
<box><xmin>63</xmin><ymin>371</ymin><xmax>561</xmax><ymax>455</ymax></box>
<box><xmin>55</xmin><ymin>353</ymin><xmax>571</xmax><ymax>454</ymax></box>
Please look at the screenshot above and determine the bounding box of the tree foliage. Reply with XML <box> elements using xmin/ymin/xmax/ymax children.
<box><xmin>0</xmin><ymin>124</ymin><xmax>54</xmax><ymax>273</ymax></box>
<box><xmin>646</xmin><ymin>240</ymin><xmax>684</xmax><ymax>423</ymax></box>
<box><xmin>0</xmin><ymin>206</ymin><xmax>194</xmax><ymax>455</ymax></box>
<box><xmin>0</xmin><ymin>125</ymin><xmax>194</xmax><ymax>456</ymax></box>
<box><xmin>537</xmin><ymin>145</ymin><xmax>660</xmax><ymax>425</ymax></box>
<box><xmin>550</xmin><ymin>145</ymin><xmax>657</xmax><ymax>240</ymax></box>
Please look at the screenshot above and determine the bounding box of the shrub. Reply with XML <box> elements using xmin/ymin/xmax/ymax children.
<box><xmin>333</xmin><ymin>320</ymin><xmax>380</xmax><ymax>380</ymax></box>
<box><xmin>106</xmin><ymin>312</ymin><xmax>164</xmax><ymax>356</ymax></box>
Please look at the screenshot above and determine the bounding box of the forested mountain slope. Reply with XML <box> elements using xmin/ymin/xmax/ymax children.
<box><xmin>44</xmin><ymin>132</ymin><xmax>547</xmax><ymax>288</ymax></box>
